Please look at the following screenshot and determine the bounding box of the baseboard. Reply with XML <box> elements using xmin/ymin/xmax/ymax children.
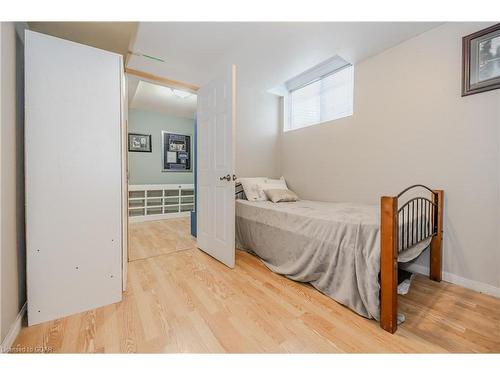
<box><xmin>0</xmin><ymin>302</ymin><xmax>27</xmax><ymax>353</ymax></box>
<box><xmin>402</xmin><ymin>263</ymin><xmax>500</xmax><ymax>298</ymax></box>
<box><xmin>128</xmin><ymin>211</ymin><xmax>190</xmax><ymax>223</ymax></box>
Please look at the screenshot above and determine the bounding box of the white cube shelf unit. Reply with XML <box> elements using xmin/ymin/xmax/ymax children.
<box><xmin>128</xmin><ymin>184</ymin><xmax>195</xmax><ymax>223</ymax></box>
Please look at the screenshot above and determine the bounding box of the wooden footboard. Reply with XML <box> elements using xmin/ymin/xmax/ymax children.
<box><xmin>380</xmin><ymin>185</ymin><xmax>443</xmax><ymax>334</ymax></box>
<box><xmin>380</xmin><ymin>196</ymin><xmax>399</xmax><ymax>333</ymax></box>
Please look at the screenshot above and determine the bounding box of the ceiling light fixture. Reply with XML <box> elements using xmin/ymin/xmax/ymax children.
<box><xmin>171</xmin><ymin>88</ymin><xmax>192</xmax><ymax>99</ymax></box>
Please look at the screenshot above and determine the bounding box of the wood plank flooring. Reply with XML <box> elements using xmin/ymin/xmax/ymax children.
<box><xmin>128</xmin><ymin>218</ymin><xmax>195</xmax><ymax>261</ymax></box>
<box><xmin>11</xmin><ymin>218</ymin><xmax>500</xmax><ymax>353</ymax></box>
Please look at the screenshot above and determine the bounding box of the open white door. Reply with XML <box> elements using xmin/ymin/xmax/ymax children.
<box><xmin>25</xmin><ymin>31</ymin><xmax>124</xmax><ymax>325</ymax></box>
<box><xmin>196</xmin><ymin>66</ymin><xmax>236</xmax><ymax>268</ymax></box>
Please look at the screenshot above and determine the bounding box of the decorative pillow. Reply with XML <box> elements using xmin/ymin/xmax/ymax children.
<box><xmin>238</xmin><ymin>177</ymin><xmax>267</xmax><ymax>201</ymax></box>
<box><xmin>264</xmin><ymin>189</ymin><xmax>299</xmax><ymax>203</ymax></box>
<box><xmin>257</xmin><ymin>176</ymin><xmax>288</xmax><ymax>196</ymax></box>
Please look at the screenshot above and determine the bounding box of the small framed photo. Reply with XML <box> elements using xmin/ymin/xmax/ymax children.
<box><xmin>128</xmin><ymin>133</ymin><xmax>152</xmax><ymax>152</ymax></box>
<box><xmin>462</xmin><ymin>23</ymin><xmax>500</xmax><ymax>96</ymax></box>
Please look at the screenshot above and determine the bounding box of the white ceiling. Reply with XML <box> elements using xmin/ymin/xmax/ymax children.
<box><xmin>129</xmin><ymin>78</ymin><xmax>197</xmax><ymax>119</ymax></box>
<box><xmin>28</xmin><ymin>22</ymin><xmax>442</xmax><ymax>110</ymax></box>
<box><xmin>127</xmin><ymin>22</ymin><xmax>441</xmax><ymax>90</ymax></box>
<box><xmin>28</xmin><ymin>22</ymin><xmax>138</xmax><ymax>58</ymax></box>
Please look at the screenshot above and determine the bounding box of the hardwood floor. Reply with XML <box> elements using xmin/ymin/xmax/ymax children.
<box><xmin>128</xmin><ymin>218</ymin><xmax>195</xmax><ymax>261</ymax></box>
<box><xmin>11</xmin><ymin>218</ymin><xmax>500</xmax><ymax>353</ymax></box>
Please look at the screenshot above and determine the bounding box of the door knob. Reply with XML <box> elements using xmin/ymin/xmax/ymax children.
<box><xmin>232</xmin><ymin>174</ymin><xmax>237</xmax><ymax>181</ymax></box>
<box><xmin>219</xmin><ymin>174</ymin><xmax>231</xmax><ymax>181</ymax></box>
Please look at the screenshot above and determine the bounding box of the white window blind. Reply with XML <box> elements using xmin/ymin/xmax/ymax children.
<box><xmin>287</xmin><ymin>65</ymin><xmax>354</xmax><ymax>131</ymax></box>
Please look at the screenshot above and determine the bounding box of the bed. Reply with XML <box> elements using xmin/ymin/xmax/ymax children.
<box><xmin>235</xmin><ymin>183</ymin><xmax>443</xmax><ymax>334</ymax></box>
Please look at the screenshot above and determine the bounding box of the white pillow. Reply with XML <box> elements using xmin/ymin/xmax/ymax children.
<box><xmin>238</xmin><ymin>177</ymin><xmax>267</xmax><ymax>201</ymax></box>
<box><xmin>258</xmin><ymin>176</ymin><xmax>288</xmax><ymax>193</ymax></box>
<box><xmin>258</xmin><ymin>177</ymin><xmax>288</xmax><ymax>200</ymax></box>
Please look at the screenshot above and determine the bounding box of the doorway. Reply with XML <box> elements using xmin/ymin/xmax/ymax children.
<box><xmin>24</xmin><ymin>30</ymin><xmax>236</xmax><ymax>327</ymax></box>
<box><xmin>125</xmin><ymin>74</ymin><xmax>198</xmax><ymax>263</ymax></box>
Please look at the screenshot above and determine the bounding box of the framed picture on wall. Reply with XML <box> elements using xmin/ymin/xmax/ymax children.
<box><xmin>162</xmin><ymin>131</ymin><xmax>191</xmax><ymax>172</ymax></box>
<box><xmin>128</xmin><ymin>133</ymin><xmax>152</xmax><ymax>152</ymax></box>
<box><xmin>462</xmin><ymin>23</ymin><xmax>500</xmax><ymax>96</ymax></box>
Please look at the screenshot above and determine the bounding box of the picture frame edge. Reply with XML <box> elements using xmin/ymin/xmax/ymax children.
<box><xmin>462</xmin><ymin>23</ymin><xmax>500</xmax><ymax>97</ymax></box>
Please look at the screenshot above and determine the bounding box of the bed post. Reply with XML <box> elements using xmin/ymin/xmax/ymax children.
<box><xmin>430</xmin><ymin>190</ymin><xmax>443</xmax><ymax>282</ymax></box>
<box><xmin>380</xmin><ymin>196</ymin><xmax>398</xmax><ymax>334</ymax></box>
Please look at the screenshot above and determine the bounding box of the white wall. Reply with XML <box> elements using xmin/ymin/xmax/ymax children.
<box><xmin>0</xmin><ymin>22</ymin><xmax>26</xmax><ymax>343</ymax></box>
<box><xmin>280</xmin><ymin>22</ymin><xmax>500</xmax><ymax>293</ymax></box>
<box><xmin>236</xmin><ymin>81</ymin><xmax>281</xmax><ymax>179</ymax></box>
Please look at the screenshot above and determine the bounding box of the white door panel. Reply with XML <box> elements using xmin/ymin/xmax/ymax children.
<box><xmin>25</xmin><ymin>31</ymin><xmax>123</xmax><ymax>325</ymax></box>
<box><xmin>196</xmin><ymin>66</ymin><xmax>236</xmax><ymax>268</ymax></box>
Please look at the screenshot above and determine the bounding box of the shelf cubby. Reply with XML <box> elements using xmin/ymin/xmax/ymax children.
<box><xmin>181</xmin><ymin>196</ymin><xmax>194</xmax><ymax>204</ymax></box>
<box><xmin>128</xmin><ymin>184</ymin><xmax>195</xmax><ymax>222</ymax></box>
<box><xmin>180</xmin><ymin>204</ymin><xmax>194</xmax><ymax>212</ymax></box>
<box><xmin>129</xmin><ymin>199</ymin><xmax>145</xmax><ymax>208</ymax></box>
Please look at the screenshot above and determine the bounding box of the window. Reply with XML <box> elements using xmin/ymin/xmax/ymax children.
<box><xmin>285</xmin><ymin>64</ymin><xmax>354</xmax><ymax>131</ymax></box>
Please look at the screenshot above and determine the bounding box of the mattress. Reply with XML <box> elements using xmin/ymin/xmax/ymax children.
<box><xmin>235</xmin><ymin>199</ymin><xmax>430</xmax><ymax>320</ymax></box>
